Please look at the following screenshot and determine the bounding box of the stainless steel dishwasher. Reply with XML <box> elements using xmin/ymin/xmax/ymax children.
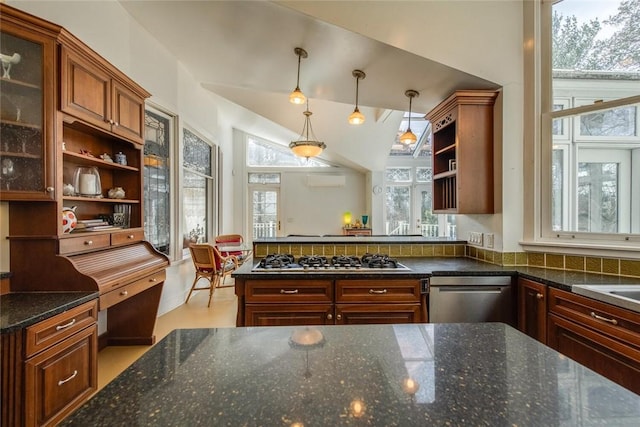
<box><xmin>428</xmin><ymin>276</ymin><xmax>514</xmax><ymax>323</ymax></box>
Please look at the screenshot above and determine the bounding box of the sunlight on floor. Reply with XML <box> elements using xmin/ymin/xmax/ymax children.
<box><xmin>96</xmin><ymin>282</ymin><xmax>237</xmax><ymax>390</ymax></box>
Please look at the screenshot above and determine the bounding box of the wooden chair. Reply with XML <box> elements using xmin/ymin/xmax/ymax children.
<box><xmin>215</xmin><ymin>234</ymin><xmax>249</xmax><ymax>265</ymax></box>
<box><xmin>212</xmin><ymin>245</ymin><xmax>239</xmax><ymax>286</ymax></box>
<box><xmin>186</xmin><ymin>244</ymin><xmax>220</xmax><ymax>307</ymax></box>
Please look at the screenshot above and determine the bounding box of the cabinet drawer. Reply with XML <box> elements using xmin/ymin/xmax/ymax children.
<box><xmin>336</xmin><ymin>304</ymin><xmax>421</xmax><ymax>324</ymax></box>
<box><xmin>245</xmin><ymin>304</ymin><xmax>333</xmax><ymax>326</ymax></box>
<box><xmin>99</xmin><ymin>270</ymin><xmax>165</xmax><ymax>310</ymax></box>
<box><xmin>245</xmin><ymin>280</ymin><xmax>333</xmax><ymax>303</ymax></box>
<box><xmin>548</xmin><ymin>287</ymin><xmax>640</xmax><ymax>350</ymax></box>
<box><xmin>111</xmin><ymin>229</ymin><xmax>144</xmax><ymax>246</ymax></box>
<box><xmin>59</xmin><ymin>233</ymin><xmax>110</xmax><ymax>254</ymax></box>
<box><xmin>336</xmin><ymin>279</ymin><xmax>420</xmax><ymax>303</ymax></box>
<box><xmin>25</xmin><ymin>300</ymin><xmax>98</xmax><ymax>358</ymax></box>
<box><xmin>25</xmin><ymin>324</ymin><xmax>97</xmax><ymax>427</ymax></box>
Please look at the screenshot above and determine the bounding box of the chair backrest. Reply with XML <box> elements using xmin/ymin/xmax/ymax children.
<box><xmin>215</xmin><ymin>234</ymin><xmax>244</xmax><ymax>257</ymax></box>
<box><xmin>189</xmin><ymin>244</ymin><xmax>217</xmax><ymax>273</ymax></box>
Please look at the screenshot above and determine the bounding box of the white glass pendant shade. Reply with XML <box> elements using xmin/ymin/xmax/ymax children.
<box><xmin>290</xmin><ymin>107</ymin><xmax>326</xmax><ymax>158</ymax></box>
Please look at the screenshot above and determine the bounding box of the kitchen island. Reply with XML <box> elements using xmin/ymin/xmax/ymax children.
<box><xmin>61</xmin><ymin>323</ymin><xmax>640</xmax><ymax>426</ymax></box>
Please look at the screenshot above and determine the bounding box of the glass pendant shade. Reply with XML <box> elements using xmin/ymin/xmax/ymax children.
<box><xmin>289</xmin><ymin>47</ymin><xmax>308</xmax><ymax>105</ymax></box>
<box><xmin>348</xmin><ymin>69</ymin><xmax>366</xmax><ymax>125</ymax></box>
<box><xmin>289</xmin><ymin>105</ymin><xmax>326</xmax><ymax>158</ymax></box>
<box><xmin>400</xmin><ymin>89</ymin><xmax>420</xmax><ymax>145</ymax></box>
<box><xmin>73</xmin><ymin>166</ymin><xmax>102</xmax><ymax>197</ymax></box>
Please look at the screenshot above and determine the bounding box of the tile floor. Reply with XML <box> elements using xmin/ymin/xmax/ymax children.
<box><xmin>96</xmin><ymin>281</ymin><xmax>237</xmax><ymax>391</ymax></box>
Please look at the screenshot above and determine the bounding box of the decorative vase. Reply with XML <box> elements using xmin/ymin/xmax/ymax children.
<box><xmin>73</xmin><ymin>166</ymin><xmax>102</xmax><ymax>197</ymax></box>
<box><xmin>62</xmin><ymin>206</ymin><xmax>77</xmax><ymax>233</ymax></box>
<box><xmin>361</xmin><ymin>215</ymin><xmax>369</xmax><ymax>227</ymax></box>
<box><xmin>108</xmin><ymin>187</ymin><xmax>126</xmax><ymax>199</ymax></box>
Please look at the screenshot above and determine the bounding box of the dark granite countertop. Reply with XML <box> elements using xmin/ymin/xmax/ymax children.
<box><xmin>61</xmin><ymin>323</ymin><xmax>640</xmax><ymax>426</ymax></box>
<box><xmin>0</xmin><ymin>291</ymin><xmax>99</xmax><ymax>334</ymax></box>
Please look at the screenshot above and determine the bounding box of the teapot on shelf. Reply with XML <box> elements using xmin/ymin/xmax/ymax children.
<box><xmin>62</xmin><ymin>206</ymin><xmax>77</xmax><ymax>234</ymax></box>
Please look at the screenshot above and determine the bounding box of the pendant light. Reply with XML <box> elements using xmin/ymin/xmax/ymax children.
<box><xmin>399</xmin><ymin>90</ymin><xmax>420</xmax><ymax>145</ymax></box>
<box><xmin>348</xmin><ymin>69</ymin><xmax>366</xmax><ymax>125</ymax></box>
<box><xmin>289</xmin><ymin>47</ymin><xmax>308</xmax><ymax>105</ymax></box>
<box><xmin>289</xmin><ymin>100</ymin><xmax>326</xmax><ymax>158</ymax></box>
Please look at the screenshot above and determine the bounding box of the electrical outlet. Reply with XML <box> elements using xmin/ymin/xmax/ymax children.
<box><xmin>485</xmin><ymin>233</ymin><xmax>494</xmax><ymax>249</ymax></box>
<box><xmin>468</xmin><ymin>232</ymin><xmax>483</xmax><ymax>246</ymax></box>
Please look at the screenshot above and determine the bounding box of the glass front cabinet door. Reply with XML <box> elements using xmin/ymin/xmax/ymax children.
<box><xmin>0</xmin><ymin>14</ymin><xmax>56</xmax><ymax>200</ymax></box>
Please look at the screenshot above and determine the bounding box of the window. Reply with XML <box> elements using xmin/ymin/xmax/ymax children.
<box><xmin>182</xmin><ymin>128</ymin><xmax>216</xmax><ymax>251</ymax></box>
<box><xmin>247</xmin><ymin>136</ymin><xmax>331</xmax><ymax>167</ymax></box>
<box><xmin>144</xmin><ymin>106</ymin><xmax>173</xmax><ymax>256</ymax></box>
<box><xmin>541</xmin><ymin>0</ymin><xmax>640</xmax><ymax>244</ymax></box>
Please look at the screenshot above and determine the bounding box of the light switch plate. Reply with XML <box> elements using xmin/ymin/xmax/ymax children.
<box><xmin>468</xmin><ymin>232</ymin><xmax>483</xmax><ymax>246</ymax></box>
<box><xmin>485</xmin><ymin>233</ymin><xmax>494</xmax><ymax>248</ymax></box>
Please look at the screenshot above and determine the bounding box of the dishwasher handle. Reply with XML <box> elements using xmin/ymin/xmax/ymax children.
<box><xmin>434</xmin><ymin>286</ymin><xmax>510</xmax><ymax>293</ymax></box>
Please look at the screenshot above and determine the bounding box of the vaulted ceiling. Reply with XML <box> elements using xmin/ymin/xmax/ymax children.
<box><xmin>120</xmin><ymin>1</ymin><xmax>499</xmax><ymax>171</ymax></box>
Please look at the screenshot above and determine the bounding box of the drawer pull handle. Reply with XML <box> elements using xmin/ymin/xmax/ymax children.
<box><xmin>149</xmin><ymin>278</ymin><xmax>157</xmax><ymax>282</ymax></box>
<box><xmin>55</xmin><ymin>318</ymin><xmax>76</xmax><ymax>331</ymax></box>
<box><xmin>84</xmin><ymin>240</ymin><xmax>93</xmax><ymax>245</ymax></box>
<box><xmin>121</xmin><ymin>290</ymin><xmax>128</xmax><ymax>296</ymax></box>
<box><xmin>590</xmin><ymin>311</ymin><xmax>618</xmax><ymax>325</ymax></box>
<box><xmin>369</xmin><ymin>289</ymin><xmax>388</xmax><ymax>294</ymax></box>
<box><xmin>128</xmin><ymin>234</ymin><xmax>135</xmax><ymax>239</ymax></box>
<box><xmin>58</xmin><ymin>370</ymin><xmax>78</xmax><ymax>386</ymax></box>
<box><xmin>327</xmin><ymin>314</ymin><xmax>333</xmax><ymax>320</ymax></box>
<box><xmin>536</xmin><ymin>293</ymin><xmax>544</xmax><ymax>300</ymax></box>
<box><xmin>280</xmin><ymin>289</ymin><xmax>299</xmax><ymax>294</ymax></box>
<box><xmin>336</xmin><ymin>314</ymin><xmax>342</xmax><ymax>320</ymax></box>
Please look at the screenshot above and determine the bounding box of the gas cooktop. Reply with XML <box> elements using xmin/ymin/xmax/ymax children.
<box><xmin>252</xmin><ymin>253</ymin><xmax>411</xmax><ymax>272</ymax></box>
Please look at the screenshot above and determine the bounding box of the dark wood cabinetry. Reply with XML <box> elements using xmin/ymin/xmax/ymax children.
<box><xmin>425</xmin><ymin>90</ymin><xmax>498</xmax><ymax>214</ymax></box>
<box><xmin>236</xmin><ymin>277</ymin><xmax>424</xmax><ymax>327</ymax></box>
<box><xmin>547</xmin><ymin>287</ymin><xmax>640</xmax><ymax>394</ymax></box>
<box><xmin>2</xmin><ymin>300</ymin><xmax>98</xmax><ymax>427</ymax></box>
<box><xmin>518</xmin><ymin>278</ymin><xmax>547</xmax><ymax>343</ymax></box>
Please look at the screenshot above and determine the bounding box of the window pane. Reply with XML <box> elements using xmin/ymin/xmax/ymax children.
<box><xmin>248</xmin><ymin>173</ymin><xmax>280</xmax><ymax>184</ymax></box>
<box><xmin>247</xmin><ymin>137</ymin><xmax>330</xmax><ymax>167</ymax></box>
<box><xmin>385</xmin><ymin>186</ymin><xmax>410</xmax><ymax>235</ymax></box>
<box><xmin>580</xmin><ymin>106</ymin><xmax>636</xmax><ymax>137</ymax></box>
<box><xmin>416</xmin><ymin>167</ymin><xmax>432</xmax><ymax>182</ymax></box>
<box><xmin>578</xmin><ymin>162</ymin><xmax>618</xmax><ymax>233</ymax></box>
<box><xmin>144</xmin><ymin>109</ymin><xmax>171</xmax><ymax>255</ymax></box>
<box><xmin>386</xmin><ymin>167</ymin><xmax>412</xmax><ymax>182</ymax></box>
<box><xmin>183</xmin><ymin>170</ymin><xmax>207</xmax><ymax>247</ymax></box>
<box><xmin>552</xmin><ymin>149</ymin><xmax>564</xmax><ymax>231</ymax></box>
<box><xmin>252</xmin><ymin>189</ymin><xmax>278</xmax><ymax>239</ymax></box>
<box><xmin>183</xmin><ymin>128</ymin><xmax>212</xmax><ymax>176</ymax></box>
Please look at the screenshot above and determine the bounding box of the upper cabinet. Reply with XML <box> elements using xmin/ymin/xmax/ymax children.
<box><xmin>60</xmin><ymin>44</ymin><xmax>147</xmax><ymax>144</ymax></box>
<box><xmin>426</xmin><ymin>90</ymin><xmax>499</xmax><ymax>214</ymax></box>
<box><xmin>0</xmin><ymin>10</ymin><xmax>57</xmax><ymax>201</ymax></box>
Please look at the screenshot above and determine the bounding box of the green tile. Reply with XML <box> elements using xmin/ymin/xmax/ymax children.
<box><xmin>255</xmin><ymin>245</ymin><xmax>269</xmax><ymax>258</ymax></box>
<box><xmin>434</xmin><ymin>245</ymin><xmax>444</xmax><ymax>256</ymax></box>
<box><xmin>444</xmin><ymin>245</ymin><xmax>455</xmax><ymax>256</ymax></box>
<box><xmin>422</xmin><ymin>245</ymin><xmax>434</xmax><ymax>257</ymax></box>
<box><xmin>335</xmin><ymin>245</ymin><xmax>347</xmax><ymax>256</ymax></box>
<box><xmin>389</xmin><ymin>244</ymin><xmax>402</xmax><ymax>257</ymax></box>
<box><xmin>516</xmin><ymin>252</ymin><xmax>528</xmax><ymax>266</ymax></box>
<box><xmin>411</xmin><ymin>244</ymin><xmax>423</xmax><ymax>256</ymax></box>
<box><xmin>455</xmin><ymin>245</ymin><xmax>466</xmax><ymax>257</ymax></box>
<box><xmin>323</xmin><ymin>245</ymin><xmax>335</xmax><ymax>256</ymax></box>
<box><xmin>528</xmin><ymin>253</ymin><xmax>545</xmax><ymax>267</ymax></box>
<box><xmin>621</xmin><ymin>260</ymin><xmax>640</xmax><ymax>278</ymax></box>
<box><xmin>468</xmin><ymin>246</ymin><xmax>477</xmax><ymax>259</ymax></box>
<box><xmin>493</xmin><ymin>252</ymin><xmax>503</xmax><ymax>265</ymax></box>
<box><xmin>565</xmin><ymin>256</ymin><xmax>584</xmax><ymax>271</ymax></box>
<box><xmin>585</xmin><ymin>257</ymin><xmax>602</xmax><ymax>273</ymax></box>
<box><xmin>602</xmin><ymin>258</ymin><xmax>620</xmax><ymax>275</ymax></box>
<box><xmin>546</xmin><ymin>254</ymin><xmax>564</xmax><ymax>269</ymax></box>
<box><xmin>312</xmin><ymin>245</ymin><xmax>323</xmax><ymax>255</ymax></box>
<box><xmin>502</xmin><ymin>252</ymin><xmax>515</xmax><ymax>266</ymax></box>
<box><xmin>401</xmin><ymin>244</ymin><xmax>413</xmax><ymax>256</ymax></box>
<box><xmin>345</xmin><ymin>245</ymin><xmax>357</xmax><ymax>256</ymax></box>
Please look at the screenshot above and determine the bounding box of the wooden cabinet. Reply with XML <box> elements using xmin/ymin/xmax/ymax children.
<box><xmin>518</xmin><ymin>278</ymin><xmax>547</xmax><ymax>343</ymax></box>
<box><xmin>3</xmin><ymin>3</ymin><xmax>169</xmax><ymax>348</ymax></box>
<box><xmin>237</xmin><ymin>278</ymin><xmax>424</xmax><ymax>326</ymax></box>
<box><xmin>547</xmin><ymin>287</ymin><xmax>640</xmax><ymax>394</ymax></box>
<box><xmin>0</xmin><ymin>7</ymin><xmax>57</xmax><ymax>201</ymax></box>
<box><xmin>342</xmin><ymin>228</ymin><xmax>372</xmax><ymax>236</ymax></box>
<box><xmin>2</xmin><ymin>299</ymin><xmax>98</xmax><ymax>427</ymax></box>
<box><xmin>60</xmin><ymin>46</ymin><xmax>146</xmax><ymax>144</ymax></box>
<box><xmin>425</xmin><ymin>90</ymin><xmax>498</xmax><ymax>214</ymax></box>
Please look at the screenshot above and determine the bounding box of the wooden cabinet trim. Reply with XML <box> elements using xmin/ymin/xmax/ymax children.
<box><xmin>517</xmin><ymin>278</ymin><xmax>548</xmax><ymax>343</ymax></box>
<box><xmin>25</xmin><ymin>300</ymin><xmax>98</xmax><ymax>358</ymax></box>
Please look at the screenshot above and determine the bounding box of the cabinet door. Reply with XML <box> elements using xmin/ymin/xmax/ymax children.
<box><xmin>336</xmin><ymin>304</ymin><xmax>421</xmax><ymax>325</ymax></box>
<box><xmin>245</xmin><ymin>304</ymin><xmax>333</xmax><ymax>326</ymax></box>
<box><xmin>60</xmin><ymin>46</ymin><xmax>111</xmax><ymax>132</ymax></box>
<box><xmin>111</xmin><ymin>80</ymin><xmax>145</xmax><ymax>143</ymax></box>
<box><xmin>335</xmin><ymin>279</ymin><xmax>421</xmax><ymax>303</ymax></box>
<box><xmin>245</xmin><ymin>280</ymin><xmax>333</xmax><ymax>304</ymax></box>
<box><xmin>0</xmin><ymin>20</ymin><xmax>56</xmax><ymax>200</ymax></box>
<box><xmin>24</xmin><ymin>324</ymin><xmax>97</xmax><ymax>427</ymax></box>
<box><xmin>548</xmin><ymin>313</ymin><xmax>640</xmax><ymax>395</ymax></box>
<box><xmin>518</xmin><ymin>278</ymin><xmax>547</xmax><ymax>343</ymax></box>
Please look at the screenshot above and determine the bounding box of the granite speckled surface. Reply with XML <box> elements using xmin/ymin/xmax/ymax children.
<box><xmin>61</xmin><ymin>323</ymin><xmax>640</xmax><ymax>426</ymax></box>
<box><xmin>0</xmin><ymin>291</ymin><xmax>98</xmax><ymax>333</ymax></box>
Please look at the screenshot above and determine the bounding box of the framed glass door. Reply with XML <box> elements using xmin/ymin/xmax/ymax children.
<box><xmin>250</xmin><ymin>187</ymin><xmax>280</xmax><ymax>239</ymax></box>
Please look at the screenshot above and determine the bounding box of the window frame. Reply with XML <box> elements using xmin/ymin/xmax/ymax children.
<box><xmin>526</xmin><ymin>0</ymin><xmax>640</xmax><ymax>257</ymax></box>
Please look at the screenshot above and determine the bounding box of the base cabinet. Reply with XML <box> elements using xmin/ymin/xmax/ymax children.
<box><xmin>1</xmin><ymin>299</ymin><xmax>98</xmax><ymax>427</ymax></box>
<box><xmin>547</xmin><ymin>287</ymin><xmax>640</xmax><ymax>395</ymax></box>
<box><xmin>237</xmin><ymin>278</ymin><xmax>424</xmax><ymax>327</ymax></box>
<box><xmin>518</xmin><ymin>278</ymin><xmax>547</xmax><ymax>343</ymax></box>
